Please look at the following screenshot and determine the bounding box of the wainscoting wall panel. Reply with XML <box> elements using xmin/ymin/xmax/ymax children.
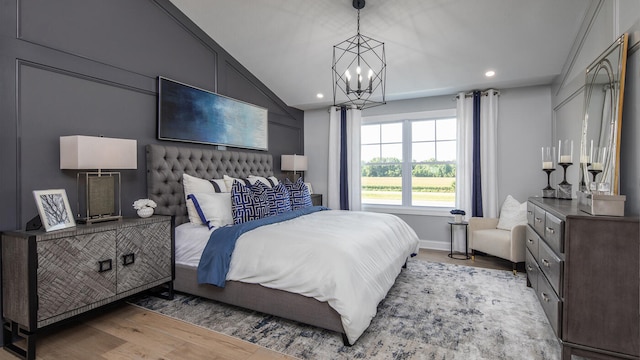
<box><xmin>0</xmin><ymin>0</ymin><xmax>304</xmax><ymax>232</ymax></box>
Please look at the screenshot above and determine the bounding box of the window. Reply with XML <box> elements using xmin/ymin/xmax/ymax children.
<box><xmin>361</xmin><ymin>109</ymin><xmax>456</xmax><ymax>209</ymax></box>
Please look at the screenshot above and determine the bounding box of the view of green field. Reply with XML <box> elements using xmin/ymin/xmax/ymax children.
<box><xmin>361</xmin><ymin>176</ymin><xmax>455</xmax><ymax>206</ymax></box>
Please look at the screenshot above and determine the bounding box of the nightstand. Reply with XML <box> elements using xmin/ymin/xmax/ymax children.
<box><xmin>1</xmin><ymin>215</ymin><xmax>174</xmax><ymax>360</ymax></box>
<box><xmin>311</xmin><ymin>194</ymin><xmax>323</xmax><ymax>206</ymax></box>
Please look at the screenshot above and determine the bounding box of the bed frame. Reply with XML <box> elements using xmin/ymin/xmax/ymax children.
<box><xmin>145</xmin><ymin>144</ymin><xmax>347</xmax><ymax>342</ymax></box>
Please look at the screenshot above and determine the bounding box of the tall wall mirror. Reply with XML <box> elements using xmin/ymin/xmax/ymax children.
<box><xmin>580</xmin><ymin>33</ymin><xmax>628</xmax><ymax>196</ymax></box>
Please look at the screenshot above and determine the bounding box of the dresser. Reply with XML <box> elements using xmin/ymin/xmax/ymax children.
<box><xmin>2</xmin><ymin>216</ymin><xmax>174</xmax><ymax>360</ymax></box>
<box><xmin>526</xmin><ymin>197</ymin><xmax>639</xmax><ymax>360</ymax></box>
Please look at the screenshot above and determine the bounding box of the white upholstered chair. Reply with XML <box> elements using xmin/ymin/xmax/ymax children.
<box><xmin>468</xmin><ymin>217</ymin><xmax>527</xmax><ymax>274</ymax></box>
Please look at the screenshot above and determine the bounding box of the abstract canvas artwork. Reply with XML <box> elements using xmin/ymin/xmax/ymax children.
<box><xmin>158</xmin><ymin>77</ymin><xmax>268</xmax><ymax>150</ymax></box>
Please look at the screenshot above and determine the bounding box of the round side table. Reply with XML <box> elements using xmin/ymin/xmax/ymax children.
<box><xmin>448</xmin><ymin>221</ymin><xmax>471</xmax><ymax>260</ymax></box>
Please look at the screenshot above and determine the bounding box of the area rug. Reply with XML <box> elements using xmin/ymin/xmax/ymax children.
<box><xmin>130</xmin><ymin>260</ymin><xmax>561</xmax><ymax>359</ymax></box>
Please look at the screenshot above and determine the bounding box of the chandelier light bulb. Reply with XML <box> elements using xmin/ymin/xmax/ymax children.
<box><xmin>368</xmin><ymin>69</ymin><xmax>373</xmax><ymax>78</ymax></box>
<box><xmin>356</xmin><ymin>66</ymin><xmax>361</xmax><ymax>75</ymax></box>
<box><xmin>345</xmin><ymin>69</ymin><xmax>351</xmax><ymax>80</ymax></box>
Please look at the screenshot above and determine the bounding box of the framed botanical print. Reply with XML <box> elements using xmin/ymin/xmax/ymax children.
<box><xmin>33</xmin><ymin>189</ymin><xmax>76</xmax><ymax>231</ymax></box>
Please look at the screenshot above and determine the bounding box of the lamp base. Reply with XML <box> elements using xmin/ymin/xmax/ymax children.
<box><xmin>77</xmin><ymin>215</ymin><xmax>122</xmax><ymax>224</ymax></box>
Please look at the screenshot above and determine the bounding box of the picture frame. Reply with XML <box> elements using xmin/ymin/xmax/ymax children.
<box><xmin>33</xmin><ymin>189</ymin><xmax>76</xmax><ymax>232</ymax></box>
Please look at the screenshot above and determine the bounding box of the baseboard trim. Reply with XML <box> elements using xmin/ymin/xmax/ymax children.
<box><xmin>418</xmin><ymin>240</ymin><xmax>449</xmax><ymax>251</ymax></box>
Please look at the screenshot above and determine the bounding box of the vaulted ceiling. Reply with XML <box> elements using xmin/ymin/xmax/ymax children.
<box><xmin>170</xmin><ymin>0</ymin><xmax>591</xmax><ymax>110</ymax></box>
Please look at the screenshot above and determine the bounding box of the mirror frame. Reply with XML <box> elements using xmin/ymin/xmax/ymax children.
<box><xmin>580</xmin><ymin>33</ymin><xmax>628</xmax><ymax>195</ymax></box>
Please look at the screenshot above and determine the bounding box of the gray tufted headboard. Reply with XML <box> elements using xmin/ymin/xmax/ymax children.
<box><xmin>146</xmin><ymin>144</ymin><xmax>273</xmax><ymax>225</ymax></box>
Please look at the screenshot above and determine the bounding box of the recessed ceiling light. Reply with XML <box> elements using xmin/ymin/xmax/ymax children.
<box><xmin>317</xmin><ymin>93</ymin><xmax>324</xmax><ymax>99</ymax></box>
<box><xmin>485</xmin><ymin>70</ymin><xmax>496</xmax><ymax>77</ymax></box>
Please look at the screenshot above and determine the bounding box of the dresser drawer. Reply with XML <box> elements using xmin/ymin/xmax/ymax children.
<box><xmin>537</xmin><ymin>274</ymin><xmax>562</xmax><ymax>338</ymax></box>
<box><xmin>527</xmin><ymin>202</ymin><xmax>535</xmax><ymax>227</ymax></box>
<box><xmin>544</xmin><ymin>212</ymin><xmax>564</xmax><ymax>254</ymax></box>
<box><xmin>533</xmin><ymin>206</ymin><xmax>546</xmax><ymax>237</ymax></box>
<box><xmin>525</xmin><ymin>249</ymin><xmax>540</xmax><ymax>291</ymax></box>
<box><xmin>538</xmin><ymin>240</ymin><xmax>563</xmax><ymax>297</ymax></box>
<box><xmin>526</xmin><ymin>226</ymin><xmax>540</xmax><ymax>260</ymax></box>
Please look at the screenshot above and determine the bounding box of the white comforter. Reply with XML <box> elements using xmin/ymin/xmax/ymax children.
<box><xmin>228</xmin><ymin>210</ymin><xmax>419</xmax><ymax>344</ymax></box>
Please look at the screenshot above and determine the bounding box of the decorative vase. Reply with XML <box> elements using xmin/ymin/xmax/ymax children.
<box><xmin>137</xmin><ymin>207</ymin><xmax>154</xmax><ymax>218</ymax></box>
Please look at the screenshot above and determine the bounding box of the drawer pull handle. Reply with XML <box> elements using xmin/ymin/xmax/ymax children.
<box><xmin>535</xmin><ymin>217</ymin><xmax>542</xmax><ymax>223</ymax></box>
<box><xmin>541</xmin><ymin>292</ymin><xmax>550</xmax><ymax>302</ymax></box>
<box><xmin>542</xmin><ymin>259</ymin><xmax>550</xmax><ymax>267</ymax></box>
<box><xmin>122</xmin><ymin>253</ymin><xmax>135</xmax><ymax>266</ymax></box>
<box><xmin>98</xmin><ymin>259</ymin><xmax>112</xmax><ymax>273</ymax></box>
<box><xmin>546</xmin><ymin>227</ymin><xmax>555</xmax><ymax>234</ymax></box>
<box><xmin>527</xmin><ymin>210</ymin><xmax>533</xmax><ymax>215</ymax></box>
<box><xmin>527</xmin><ymin>238</ymin><xmax>534</xmax><ymax>244</ymax></box>
<box><xmin>527</xmin><ymin>265</ymin><xmax>533</xmax><ymax>271</ymax></box>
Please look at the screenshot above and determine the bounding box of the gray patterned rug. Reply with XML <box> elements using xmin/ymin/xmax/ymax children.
<box><xmin>130</xmin><ymin>260</ymin><xmax>560</xmax><ymax>359</ymax></box>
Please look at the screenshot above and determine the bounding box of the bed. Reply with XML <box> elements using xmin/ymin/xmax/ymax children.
<box><xmin>146</xmin><ymin>143</ymin><xmax>419</xmax><ymax>345</ymax></box>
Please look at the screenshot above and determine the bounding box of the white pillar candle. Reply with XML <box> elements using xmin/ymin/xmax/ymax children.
<box><xmin>591</xmin><ymin>162</ymin><xmax>603</xmax><ymax>171</ymax></box>
<box><xmin>542</xmin><ymin>161</ymin><xmax>554</xmax><ymax>169</ymax></box>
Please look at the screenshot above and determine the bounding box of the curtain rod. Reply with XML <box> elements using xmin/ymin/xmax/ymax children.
<box><xmin>454</xmin><ymin>89</ymin><xmax>500</xmax><ymax>100</ymax></box>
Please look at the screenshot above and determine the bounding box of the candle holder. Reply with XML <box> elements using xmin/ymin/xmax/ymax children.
<box><xmin>579</xmin><ymin>162</ymin><xmax>590</xmax><ymax>192</ymax></box>
<box><xmin>542</xmin><ymin>168</ymin><xmax>556</xmax><ymax>198</ymax></box>
<box><xmin>557</xmin><ymin>162</ymin><xmax>573</xmax><ymax>199</ymax></box>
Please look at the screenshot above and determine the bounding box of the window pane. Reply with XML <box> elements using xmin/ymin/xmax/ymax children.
<box><xmin>381</xmin><ymin>123</ymin><xmax>402</xmax><ymax>143</ymax></box>
<box><xmin>361</xmin><ymin>144</ymin><xmax>380</xmax><ymax>163</ymax></box>
<box><xmin>436</xmin><ymin>140</ymin><xmax>456</xmax><ymax>161</ymax></box>
<box><xmin>361</xmin><ymin>166</ymin><xmax>402</xmax><ymax>205</ymax></box>
<box><xmin>411</xmin><ymin>165</ymin><xmax>456</xmax><ymax>207</ymax></box>
<box><xmin>436</xmin><ymin>118</ymin><xmax>456</xmax><ymax>140</ymax></box>
<box><xmin>412</xmin><ymin>142</ymin><xmax>435</xmax><ymax>162</ymax></box>
<box><xmin>361</xmin><ymin>124</ymin><xmax>380</xmax><ymax>144</ymax></box>
<box><xmin>381</xmin><ymin>143</ymin><xmax>402</xmax><ymax>161</ymax></box>
<box><xmin>412</xmin><ymin>121</ymin><xmax>435</xmax><ymax>142</ymax></box>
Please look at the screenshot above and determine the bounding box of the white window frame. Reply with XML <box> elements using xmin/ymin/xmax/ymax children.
<box><xmin>361</xmin><ymin>109</ymin><xmax>457</xmax><ymax>216</ymax></box>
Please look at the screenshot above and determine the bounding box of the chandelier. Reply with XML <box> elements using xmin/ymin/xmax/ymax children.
<box><xmin>332</xmin><ymin>0</ymin><xmax>386</xmax><ymax>110</ymax></box>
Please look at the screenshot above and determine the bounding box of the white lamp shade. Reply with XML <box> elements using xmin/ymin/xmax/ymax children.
<box><xmin>281</xmin><ymin>154</ymin><xmax>308</xmax><ymax>171</ymax></box>
<box><xmin>60</xmin><ymin>135</ymin><xmax>137</xmax><ymax>170</ymax></box>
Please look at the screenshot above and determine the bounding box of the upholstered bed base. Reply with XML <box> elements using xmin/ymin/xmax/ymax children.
<box><xmin>145</xmin><ymin>144</ymin><xmax>347</xmax><ymax>341</ymax></box>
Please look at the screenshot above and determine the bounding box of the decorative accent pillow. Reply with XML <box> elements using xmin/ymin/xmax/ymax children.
<box><xmin>248</xmin><ymin>175</ymin><xmax>279</xmax><ymax>188</ymax></box>
<box><xmin>230</xmin><ymin>181</ymin><xmax>269</xmax><ymax>224</ymax></box>
<box><xmin>187</xmin><ymin>192</ymin><xmax>233</xmax><ymax>229</ymax></box>
<box><xmin>496</xmin><ymin>195</ymin><xmax>528</xmax><ymax>230</ymax></box>
<box><xmin>252</xmin><ymin>181</ymin><xmax>292</xmax><ymax>216</ymax></box>
<box><xmin>283</xmin><ymin>177</ymin><xmax>313</xmax><ymax>210</ymax></box>
<box><xmin>183</xmin><ymin>174</ymin><xmax>220</xmax><ymax>225</ymax></box>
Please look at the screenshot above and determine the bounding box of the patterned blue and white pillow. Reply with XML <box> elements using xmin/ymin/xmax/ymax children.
<box><xmin>252</xmin><ymin>182</ymin><xmax>292</xmax><ymax>216</ymax></box>
<box><xmin>230</xmin><ymin>181</ymin><xmax>269</xmax><ymax>224</ymax></box>
<box><xmin>284</xmin><ymin>177</ymin><xmax>313</xmax><ymax>210</ymax></box>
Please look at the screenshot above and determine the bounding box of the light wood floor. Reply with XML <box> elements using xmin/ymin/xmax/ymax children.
<box><xmin>0</xmin><ymin>250</ymin><xmax>512</xmax><ymax>360</ymax></box>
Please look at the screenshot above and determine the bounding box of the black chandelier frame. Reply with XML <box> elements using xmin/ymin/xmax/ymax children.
<box><xmin>332</xmin><ymin>4</ymin><xmax>386</xmax><ymax>110</ymax></box>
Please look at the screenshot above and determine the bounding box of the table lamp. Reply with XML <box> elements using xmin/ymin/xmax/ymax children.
<box><xmin>60</xmin><ymin>135</ymin><xmax>137</xmax><ymax>223</ymax></box>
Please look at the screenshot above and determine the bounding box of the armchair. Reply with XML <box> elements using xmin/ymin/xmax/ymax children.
<box><xmin>468</xmin><ymin>217</ymin><xmax>526</xmax><ymax>274</ymax></box>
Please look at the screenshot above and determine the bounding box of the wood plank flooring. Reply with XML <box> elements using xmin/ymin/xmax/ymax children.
<box><xmin>0</xmin><ymin>250</ymin><xmax>511</xmax><ymax>360</ymax></box>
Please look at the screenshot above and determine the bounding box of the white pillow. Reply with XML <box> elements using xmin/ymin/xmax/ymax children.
<box><xmin>188</xmin><ymin>192</ymin><xmax>233</xmax><ymax>229</ymax></box>
<box><xmin>496</xmin><ymin>195</ymin><xmax>527</xmax><ymax>230</ymax></box>
<box><xmin>183</xmin><ymin>174</ymin><xmax>227</xmax><ymax>225</ymax></box>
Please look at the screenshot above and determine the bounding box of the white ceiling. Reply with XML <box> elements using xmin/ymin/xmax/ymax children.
<box><xmin>169</xmin><ymin>0</ymin><xmax>591</xmax><ymax>111</ymax></box>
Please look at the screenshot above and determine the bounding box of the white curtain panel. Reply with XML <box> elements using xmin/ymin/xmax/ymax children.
<box><xmin>347</xmin><ymin>109</ymin><xmax>362</xmax><ymax>211</ymax></box>
<box><xmin>456</xmin><ymin>92</ymin><xmax>473</xmax><ymax>222</ymax></box>
<box><xmin>480</xmin><ymin>90</ymin><xmax>499</xmax><ymax>218</ymax></box>
<box><xmin>327</xmin><ymin>106</ymin><xmax>362</xmax><ymax>211</ymax></box>
<box><xmin>328</xmin><ymin>106</ymin><xmax>341</xmax><ymax>209</ymax></box>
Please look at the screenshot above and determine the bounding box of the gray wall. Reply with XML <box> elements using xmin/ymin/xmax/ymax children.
<box><xmin>0</xmin><ymin>0</ymin><xmax>304</xmax><ymax>232</ymax></box>
<box><xmin>551</xmin><ymin>1</ymin><xmax>640</xmax><ymax>216</ymax></box>
<box><xmin>304</xmin><ymin>87</ymin><xmax>551</xmax><ymax>249</ymax></box>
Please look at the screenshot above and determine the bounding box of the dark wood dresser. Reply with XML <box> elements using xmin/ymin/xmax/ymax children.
<box><xmin>2</xmin><ymin>215</ymin><xmax>174</xmax><ymax>360</ymax></box>
<box><xmin>526</xmin><ymin>197</ymin><xmax>639</xmax><ymax>360</ymax></box>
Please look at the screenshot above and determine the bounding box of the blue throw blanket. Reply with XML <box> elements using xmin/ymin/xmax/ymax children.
<box><xmin>197</xmin><ymin>206</ymin><xmax>327</xmax><ymax>287</ymax></box>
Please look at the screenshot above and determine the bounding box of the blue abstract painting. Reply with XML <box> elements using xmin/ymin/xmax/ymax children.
<box><xmin>158</xmin><ymin>77</ymin><xmax>268</xmax><ymax>150</ymax></box>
